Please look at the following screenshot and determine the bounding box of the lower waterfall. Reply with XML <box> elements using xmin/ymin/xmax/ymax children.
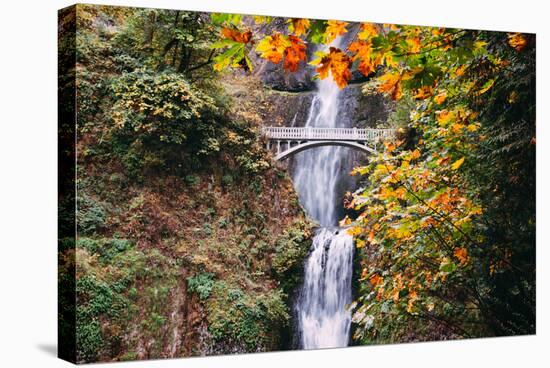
<box><xmin>292</xmin><ymin>37</ymin><xmax>355</xmax><ymax>349</ymax></box>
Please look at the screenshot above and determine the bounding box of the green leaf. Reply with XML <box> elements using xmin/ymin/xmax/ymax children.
<box><xmin>439</xmin><ymin>260</ymin><xmax>457</xmax><ymax>273</ymax></box>
<box><xmin>308</xmin><ymin>20</ymin><xmax>328</xmax><ymax>44</ymax></box>
<box><xmin>210</xmin><ymin>13</ymin><xmax>242</xmax><ymax>26</ymax></box>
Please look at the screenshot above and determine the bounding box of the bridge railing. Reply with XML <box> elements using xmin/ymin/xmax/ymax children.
<box><xmin>261</xmin><ymin>126</ymin><xmax>396</xmax><ymax>141</ymax></box>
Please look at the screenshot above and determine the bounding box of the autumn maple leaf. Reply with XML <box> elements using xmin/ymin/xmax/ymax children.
<box><xmin>348</xmin><ymin>40</ymin><xmax>380</xmax><ymax>77</ymax></box>
<box><xmin>221</xmin><ymin>27</ymin><xmax>252</xmax><ymax>43</ymax></box>
<box><xmin>288</xmin><ymin>18</ymin><xmax>311</xmax><ymax>37</ymax></box>
<box><xmin>413</xmin><ymin>85</ymin><xmax>434</xmax><ymax>100</ymax></box>
<box><xmin>377</xmin><ymin>71</ymin><xmax>403</xmax><ymax>100</ymax></box>
<box><xmin>283</xmin><ymin>35</ymin><xmax>307</xmax><ymax>72</ymax></box>
<box><xmin>453</xmin><ymin>247</ymin><xmax>469</xmax><ymax>265</ymax></box>
<box><xmin>358</xmin><ymin>23</ymin><xmax>378</xmax><ymax>40</ymax></box>
<box><xmin>406</xmin><ymin>37</ymin><xmax>421</xmax><ymax>54</ymax></box>
<box><xmin>310</xmin><ymin>47</ymin><xmax>352</xmax><ymax>89</ymax></box>
<box><xmin>256</xmin><ymin>33</ymin><xmax>291</xmax><ymax>64</ymax></box>
<box><xmin>507</xmin><ymin>33</ymin><xmax>528</xmax><ymax>52</ymax></box>
<box><xmin>324</xmin><ymin>20</ymin><xmax>348</xmax><ymax>43</ymax></box>
<box><xmin>434</xmin><ymin>91</ymin><xmax>447</xmax><ymax>105</ymax></box>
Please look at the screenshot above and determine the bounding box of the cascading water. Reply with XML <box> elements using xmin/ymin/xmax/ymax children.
<box><xmin>292</xmin><ymin>38</ymin><xmax>355</xmax><ymax>349</ymax></box>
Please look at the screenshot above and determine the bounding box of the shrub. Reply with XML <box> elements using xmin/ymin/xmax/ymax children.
<box><xmin>272</xmin><ymin>222</ymin><xmax>312</xmax><ymax>294</ymax></box>
<box><xmin>206</xmin><ymin>281</ymin><xmax>289</xmax><ymax>350</ymax></box>
<box><xmin>76</xmin><ymin>274</ymin><xmax>129</xmax><ymax>362</ymax></box>
<box><xmin>184</xmin><ymin>174</ymin><xmax>200</xmax><ymax>186</ymax></box>
<box><xmin>77</xmin><ymin>193</ymin><xmax>106</xmax><ymax>235</ymax></box>
<box><xmin>186</xmin><ymin>272</ymin><xmax>215</xmax><ymax>300</ymax></box>
<box><xmin>77</xmin><ymin>237</ymin><xmax>133</xmax><ymax>262</ymax></box>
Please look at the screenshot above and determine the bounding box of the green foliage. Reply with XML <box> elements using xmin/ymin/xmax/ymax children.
<box><xmin>184</xmin><ymin>174</ymin><xmax>201</xmax><ymax>186</ymax></box>
<box><xmin>110</xmin><ymin>70</ymin><xmax>219</xmax><ymax>145</ymax></box>
<box><xmin>77</xmin><ymin>193</ymin><xmax>106</xmax><ymax>235</ymax></box>
<box><xmin>272</xmin><ymin>221</ymin><xmax>312</xmax><ymax>294</ymax></box>
<box><xmin>206</xmin><ymin>281</ymin><xmax>289</xmax><ymax>350</ymax></box>
<box><xmin>187</xmin><ymin>272</ymin><xmax>215</xmax><ymax>300</ymax></box>
<box><xmin>76</xmin><ymin>274</ymin><xmax>129</xmax><ymax>362</ymax></box>
<box><xmin>77</xmin><ymin>237</ymin><xmax>132</xmax><ymax>262</ymax></box>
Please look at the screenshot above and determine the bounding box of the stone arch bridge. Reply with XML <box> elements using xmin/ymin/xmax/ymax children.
<box><xmin>261</xmin><ymin>126</ymin><xmax>397</xmax><ymax>161</ymax></box>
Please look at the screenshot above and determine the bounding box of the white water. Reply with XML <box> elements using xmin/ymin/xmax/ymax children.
<box><xmin>293</xmin><ymin>38</ymin><xmax>355</xmax><ymax>349</ymax></box>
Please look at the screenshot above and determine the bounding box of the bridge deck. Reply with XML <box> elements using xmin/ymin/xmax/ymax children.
<box><xmin>262</xmin><ymin>126</ymin><xmax>396</xmax><ymax>141</ymax></box>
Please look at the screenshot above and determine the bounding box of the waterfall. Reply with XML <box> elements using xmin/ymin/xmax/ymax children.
<box><xmin>292</xmin><ymin>38</ymin><xmax>355</xmax><ymax>349</ymax></box>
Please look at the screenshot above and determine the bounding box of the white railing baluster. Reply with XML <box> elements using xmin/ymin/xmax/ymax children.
<box><xmin>262</xmin><ymin>126</ymin><xmax>396</xmax><ymax>145</ymax></box>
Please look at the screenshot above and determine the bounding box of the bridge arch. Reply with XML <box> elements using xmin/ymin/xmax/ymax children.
<box><xmin>275</xmin><ymin>140</ymin><xmax>377</xmax><ymax>161</ymax></box>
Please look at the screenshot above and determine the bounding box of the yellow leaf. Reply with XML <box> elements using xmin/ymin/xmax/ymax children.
<box><xmin>358</xmin><ymin>23</ymin><xmax>378</xmax><ymax>40</ymax></box>
<box><xmin>467</xmin><ymin>124</ymin><xmax>479</xmax><ymax>132</ymax></box>
<box><xmin>451</xmin><ymin>157</ymin><xmax>465</xmax><ymax>170</ymax></box>
<box><xmin>339</xmin><ymin>216</ymin><xmax>352</xmax><ymax>226</ymax></box>
<box><xmin>347</xmin><ymin>226</ymin><xmax>362</xmax><ymax>236</ymax></box>
<box><xmin>436</xmin><ymin>109</ymin><xmax>454</xmax><ymax>126</ymax></box>
<box><xmin>253</xmin><ymin>16</ymin><xmax>270</xmax><ymax>24</ymax></box>
<box><xmin>477</xmin><ymin>79</ymin><xmax>495</xmax><ymax>95</ymax></box>
<box><xmin>256</xmin><ymin>33</ymin><xmax>290</xmax><ymax>64</ymax></box>
<box><xmin>324</xmin><ymin>20</ymin><xmax>348</xmax><ymax>43</ymax></box>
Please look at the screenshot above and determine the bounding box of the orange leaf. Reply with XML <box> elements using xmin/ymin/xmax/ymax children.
<box><xmin>369</xmin><ymin>273</ymin><xmax>383</xmax><ymax>287</ymax></box>
<box><xmin>434</xmin><ymin>92</ymin><xmax>447</xmax><ymax>105</ymax></box>
<box><xmin>348</xmin><ymin>40</ymin><xmax>380</xmax><ymax>76</ymax></box>
<box><xmin>507</xmin><ymin>33</ymin><xmax>528</xmax><ymax>52</ymax></box>
<box><xmin>377</xmin><ymin>72</ymin><xmax>403</xmax><ymax>100</ymax></box>
<box><xmin>413</xmin><ymin>85</ymin><xmax>434</xmax><ymax>100</ymax></box>
<box><xmin>221</xmin><ymin>27</ymin><xmax>252</xmax><ymax>43</ymax></box>
<box><xmin>283</xmin><ymin>35</ymin><xmax>307</xmax><ymax>72</ymax></box>
<box><xmin>453</xmin><ymin>247</ymin><xmax>469</xmax><ymax>265</ymax></box>
<box><xmin>288</xmin><ymin>18</ymin><xmax>311</xmax><ymax>37</ymax></box>
<box><xmin>406</xmin><ymin>37</ymin><xmax>421</xmax><ymax>53</ymax></box>
<box><xmin>368</xmin><ymin>229</ymin><xmax>376</xmax><ymax>243</ymax></box>
<box><xmin>312</xmin><ymin>47</ymin><xmax>352</xmax><ymax>89</ymax></box>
